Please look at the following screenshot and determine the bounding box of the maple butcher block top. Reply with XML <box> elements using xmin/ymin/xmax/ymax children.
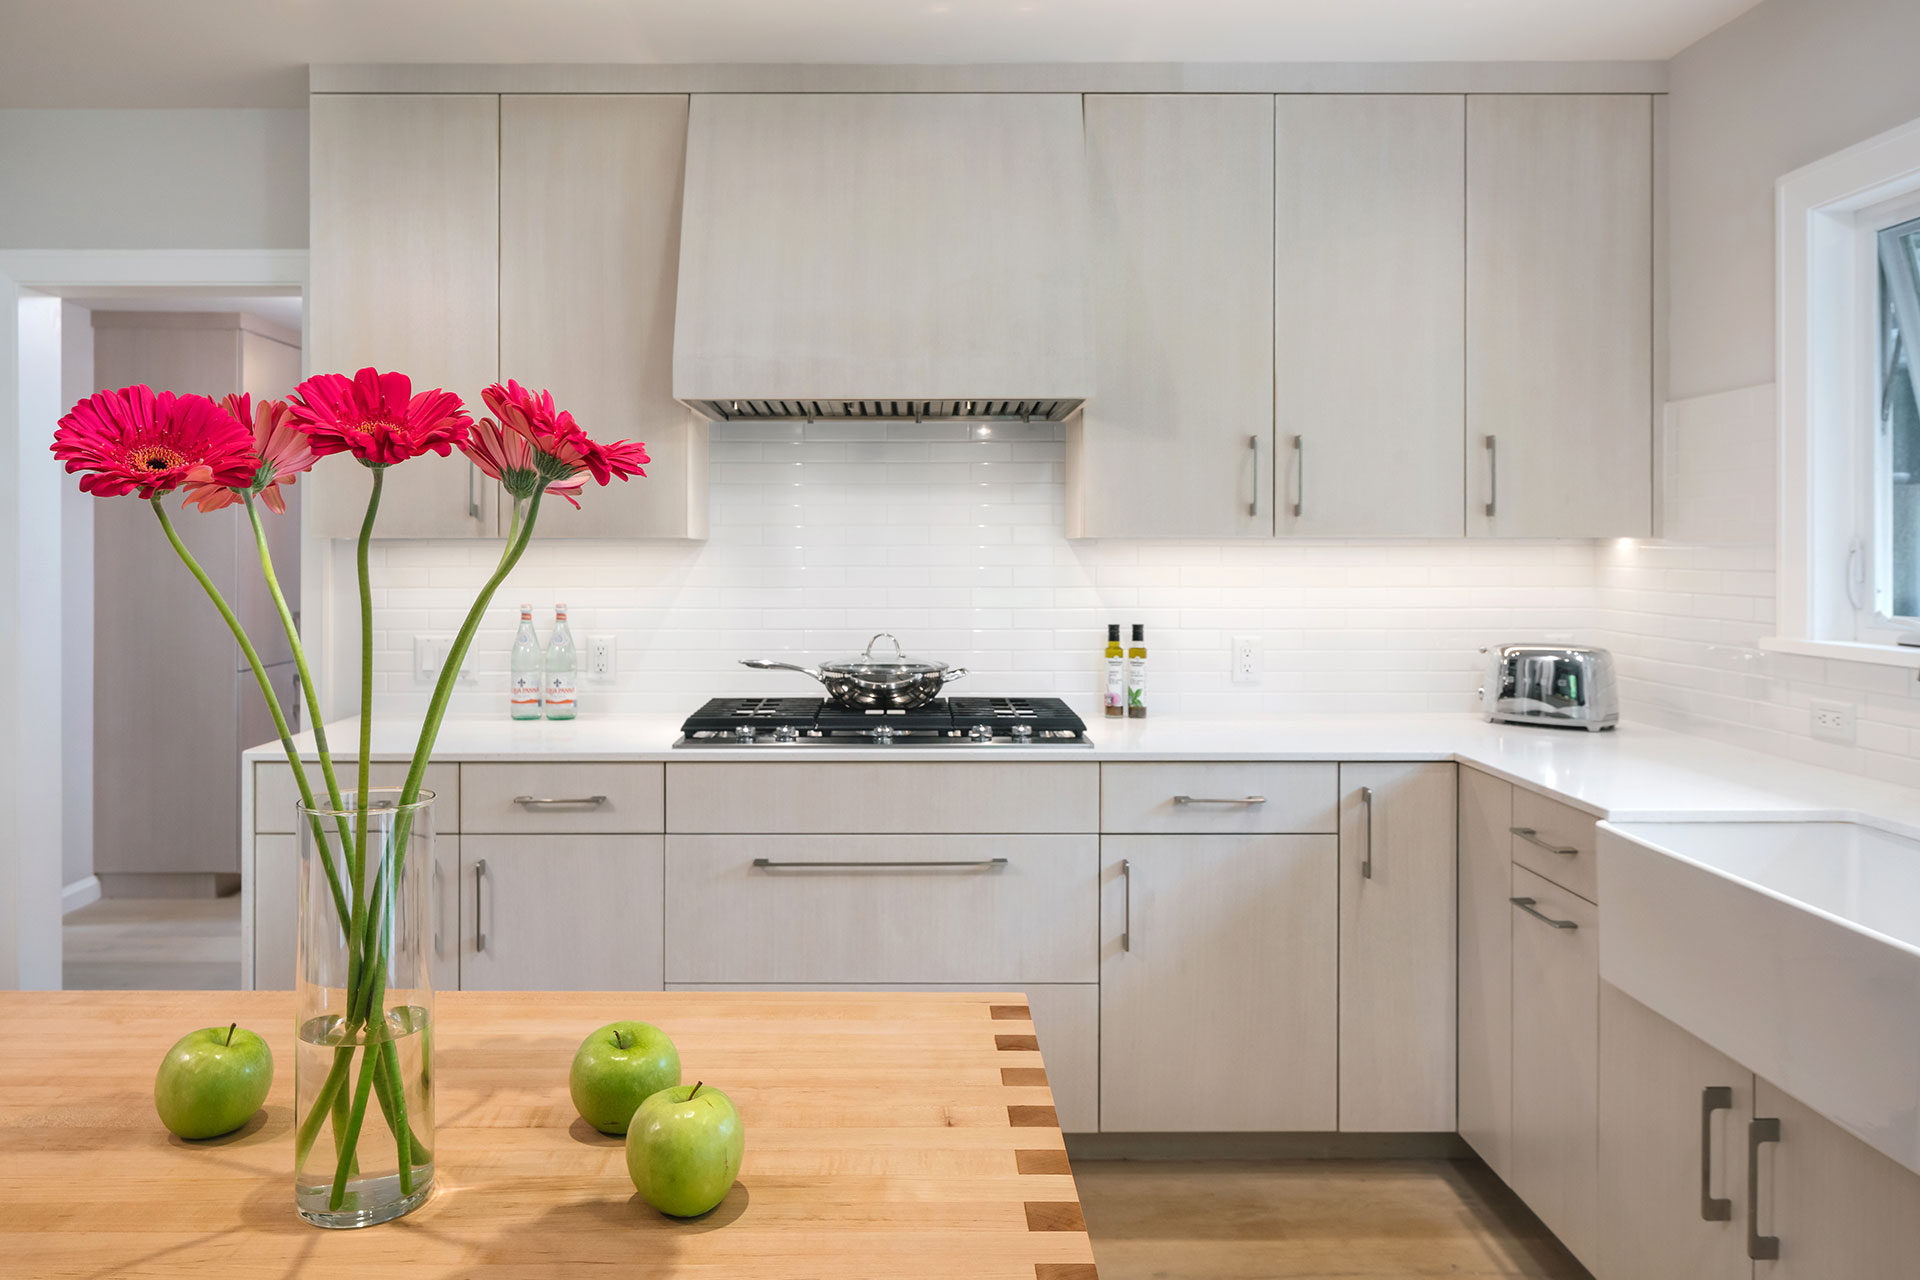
<box><xmin>0</xmin><ymin>990</ymin><xmax>1097</xmax><ymax>1279</ymax></box>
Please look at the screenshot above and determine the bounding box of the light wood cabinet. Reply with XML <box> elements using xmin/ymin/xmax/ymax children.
<box><xmin>1337</xmin><ymin>762</ymin><xmax>1456</xmax><ymax>1132</ymax></box>
<box><xmin>1098</xmin><ymin>761</ymin><xmax>1337</xmax><ymax>835</ymax></box>
<box><xmin>666</xmin><ymin>762</ymin><xmax>1097</xmax><ymax>834</ymax></box>
<box><xmin>1099</xmin><ymin>834</ymin><xmax>1338</xmax><ymax>1132</ymax></box>
<box><xmin>1466</xmin><ymin>94</ymin><xmax>1653</xmax><ymax>538</ymax></box>
<box><xmin>1458</xmin><ymin>766</ymin><xmax>1514</xmax><ymax>1179</ymax></box>
<box><xmin>1273</xmin><ymin>95</ymin><xmax>1466</xmax><ymax>537</ymax></box>
<box><xmin>1070</xmin><ymin>94</ymin><xmax>1275</xmax><ymax>538</ymax></box>
<box><xmin>1752</xmin><ymin>1077</ymin><xmax>1920</xmax><ymax>1278</ymax></box>
<box><xmin>1509</xmin><ymin>785</ymin><xmax>1599</xmax><ymax>903</ymax></box>
<box><xmin>459</xmin><ymin>834</ymin><xmax>664</xmax><ymax>990</ymax></box>
<box><xmin>1509</xmin><ymin>864</ymin><xmax>1600</xmax><ymax>1269</ymax></box>
<box><xmin>252</xmin><ymin>832</ymin><xmax>459</xmax><ymax>993</ymax></box>
<box><xmin>307</xmin><ymin>94</ymin><xmax>500</xmax><ymax>538</ymax></box>
<box><xmin>459</xmin><ymin>762</ymin><xmax>663</xmax><ymax>834</ymax></box>
<box><xmin>1598</xmin><ymin>982</ymin><xmax>1753</xmax><ymax>1280</ymax></box>
<box><xmin>500</xmin><ymin>95</ymin><xmax>706</xmax><ymax>539</ymax></box>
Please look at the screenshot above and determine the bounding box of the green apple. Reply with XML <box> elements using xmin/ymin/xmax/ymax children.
<box><xmin>153</xmin><ymin>1022</ymin><xmax>273</xmax><ymax>1140</ymax></box>
<box><xmin>625</xmin><ymin>1081</ymin><xmax>745</xmax><ymax>1218</ymax></box>
<box><xmin>569</xmin><ymin>1021</ymin><xmax>680</xmax><ymax>1136</ymax></box>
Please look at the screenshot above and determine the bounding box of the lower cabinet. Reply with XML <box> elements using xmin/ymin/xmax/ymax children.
<box><xmin>1753</xmin><ymin>1076</ymin><xmax>1920</xmax><ymax>1277</ymax></box>
<box><xmin>1457</xmin><ymin>766</ymin><xmax>1514</xmax><ymax>1177</ymax></box>
<box><xmin>252</xmin><ymin>832</ymin><xmax>460</xmax><ymax>993</ymax></box>
<box><xmin>1509</xmin><ymin>864</ymin><xmax>1599</xmax><ymax>1269</ymax></box>
<box><xmin>1099</xmin><ymin>834</ymin><xmax>1338</xmax><ymax>1132</ymax></box>
<box><xmin>459</xmin><ymin>834</ymin><xmax>664</xmax><ymax>990</ymax></box>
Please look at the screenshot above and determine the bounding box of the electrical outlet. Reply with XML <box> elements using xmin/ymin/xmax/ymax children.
<box><xmin>1232</xmin><ymin>634</ymin><xmax>1260</xmax><ymax>685</ymax></box>
<box><xmin>413</xmin><ymin>634</ymin><xmax>476</xmax><ymax>685</ymax></box>
<box><xmin>1810</xmin><ymin>699</ymin><xmax>1856</xmax><ymax>744</ymax></box>
<box><xmin>588</xmin><ymin>634</ymin><xmax>617</xmax><ymax>683</ymax></box>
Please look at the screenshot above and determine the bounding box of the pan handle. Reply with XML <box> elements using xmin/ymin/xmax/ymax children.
<box><xmin>740</xmin><ymin>658</ymin><xmax>825</xmax><ymax>681</ymax></box>
<box><xmin>941</xmin><ymin>667</ymin><xmax>970</xmax><ymax>683</ymax></box>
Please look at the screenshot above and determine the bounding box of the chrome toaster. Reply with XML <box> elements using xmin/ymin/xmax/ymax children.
<box><xmin>1481</xmin><ymin>645</ymin><xmax>1619</xmax><ymax>731</ymax></box>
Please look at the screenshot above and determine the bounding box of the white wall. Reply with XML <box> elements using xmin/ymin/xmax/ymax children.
<box><xmin>1599</xmin><ymin>0</ymin><xmax>1920</xmax><ymax>782</ymax></box>
<box><xmin>59</xmin><ymin>302</ymin><xmax>93</xmax><ymax>893</ymax></box>
<box><xmin>0</xmin><ymin>109</ymin><xmax>307</xmax><ymax>249</ymax></box>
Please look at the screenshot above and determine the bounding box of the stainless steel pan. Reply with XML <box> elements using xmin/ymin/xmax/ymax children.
<box><xmin>741</xmin><ymin>633</ymin><xmax>969</xmax><ymax>711</ymax></box>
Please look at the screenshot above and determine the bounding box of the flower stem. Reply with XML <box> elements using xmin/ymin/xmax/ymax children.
<box><xmin>352</xmin><ymin>468</ymin><xmax>385</xmax><ymax>952</ymax></box>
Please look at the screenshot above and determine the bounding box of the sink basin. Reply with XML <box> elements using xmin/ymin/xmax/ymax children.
<box><xmin>1599</xmin><ymin>819</ymin><xmax>1920</xmax><ymax>1177</ymax></box>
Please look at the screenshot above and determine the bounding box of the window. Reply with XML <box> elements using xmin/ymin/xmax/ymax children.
<box><xmin>1876</xmin><ymin>214</ymin><xmax>1920</xmax><ymax>625</ymax></box>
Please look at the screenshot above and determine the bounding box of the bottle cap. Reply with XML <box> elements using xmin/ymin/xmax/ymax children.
<box><xmin>555</xmin><ymin>602</ymin><xmax>568</xmax><ymax>617</ymax></box>
<box><xmin>519</xmin><ymin>603</ymin><xmax>531</xmax><ymax>617</ymax></box>
<box><xmin>1107</xmin><ymin>623</ymin><xmax>1120</xmax><ymax>642</ymax></box>
<box><xmin>1131</xmin><ymin>624</ymin><xmax>1145</xmax><ymax>642</ymax></box>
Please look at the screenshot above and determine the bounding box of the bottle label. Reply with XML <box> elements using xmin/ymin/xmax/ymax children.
<box><xmin>511</xmin><ymin>674</ymin><xmax>541</xmax><ymax>707</ymax></box>
<box><xmin>545</xmin><ymin>675</ymin><xmax>576</xmax><ymax>708</ymax></box>
<box><xmin>1105</xmin><ymin>657</ymin><xmax>1125</xmax><ymax>707</ymax></box>
<box><xmin>1127</xmin><ymin>657</ymin><xmax>1147</xmax><ymax>708</ymax></box>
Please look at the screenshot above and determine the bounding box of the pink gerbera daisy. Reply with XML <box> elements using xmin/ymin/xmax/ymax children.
<box><xmin>286</xmin><ymin>367</ymin><xmax>471</xmax><ymax>467</ymax></box>
<box><xmin>463</xmin><ymin>416</ymin><xmax>588</xmax><ymax>509</ymax></box>
<box><xmin>474</xmin><ymin>380</ymin><xmax>649</xmax><ymax>495</ymax></box>
<box><xmin>51</xmin><ymin>385</ymin><xmax>257</xmax><ymax>500</ymax></box>
<box><xmin>180</xmin><ymin>393</ymin><xmax>318</xmax><ymax>514</ymax></box>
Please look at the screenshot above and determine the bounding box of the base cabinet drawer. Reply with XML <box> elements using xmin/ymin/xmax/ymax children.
<box><xmin>1509</xmin><ymin>787</ymin><xmax>1597</xmax><ymax>902</ymax></box>
<box><xmin>461</xmin><ymin>834</ymin><xmax>664</xmax><ymax>991</ymax></box>
<box><xmin>664</xmin><ymin>835</ymin><xmax>1097</xmax><ymax>984</ymax></box>
<box><xmin>667</xmin><ymin>982</ymin><xmax>1100</xmax><ymax>1134</ymax></box>
<box><xmin>254</xmin><ymin>760</ymin><xmax>460</xmax><ymax>834</ymax></box>
<box><xmin>461</xmin><ymin>762</ymin><xmax>663</xmax><ymax>834</ymax></box>
<box><xmin>1099</xmin><ymin>762</ymin><xmax>1337</xmax><ymax>834</ymax></box>
<box><xmin>667</xmin><ymin>762</ymin><xmax>1098</xmax><ymax>834</ymax></box>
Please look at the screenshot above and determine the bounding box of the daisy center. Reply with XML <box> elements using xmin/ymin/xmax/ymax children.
<box><xmin>127</xmin><ymin>445</ymin><xmax>185</xmax><ymax>473</ymax></box>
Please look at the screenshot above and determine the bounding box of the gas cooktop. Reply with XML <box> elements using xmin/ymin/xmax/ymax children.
<box><xmin>674</xmin><ymin>696</ymin><xmax>1092</xmax><ymax>747</ymax></box>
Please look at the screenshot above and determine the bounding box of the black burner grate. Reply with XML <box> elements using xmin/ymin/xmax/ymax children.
<box><xmin>678</xmin><ymin>696</ymin><xmax>1088</xmax><ymax>744</ymax></box>
<box><xmin>947</xmin><ymin>696</ymin><xmax>1088</xmax><ymax>736</ymax></box>
<box><xmin>681</xmin><ymin>697</ymin><xmax>823</xmax><ymax>735</ymax></box>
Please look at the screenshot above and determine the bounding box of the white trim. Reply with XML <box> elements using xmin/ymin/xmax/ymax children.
<box><xmin>60</xmin><ymin>875</ymin><xmax>100</xmax><ymax>916</ymax></box>
<box><xmin>0</xmin><ymin>249</ymin><xmax>308</xmax><ymax>291</ymax></box>
<box><xmin>1758</xmin><ymin>635</ymin><xmax>1920</xmax><ymax>671</ymax></box>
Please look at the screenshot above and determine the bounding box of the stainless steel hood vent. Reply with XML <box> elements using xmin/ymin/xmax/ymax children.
<box><xmin>673</xmin><ymin>93</ymin><xmax>1091</xmax><ymax>422</ymax></box>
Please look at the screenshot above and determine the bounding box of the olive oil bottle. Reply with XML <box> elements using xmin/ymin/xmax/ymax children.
<box><xmin>1126</xmin><ymin>624</ymin><xmax>1148</xmax><ymax>719</ymax></box>
<box><xmin>1104</xmin><ymin>624</ymin><xmax>1126</xmax><ymax>717</ymax></box>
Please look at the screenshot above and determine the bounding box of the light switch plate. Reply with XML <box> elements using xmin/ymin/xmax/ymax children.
<box><xmin>413</xmin><ymin>634</ymin><xmax>476</xmax><ymax>685</ymax></box>
<box><xmin>588</xmin><ymin>634</ymin><xmax>617</xmax><ymax>683</ymax></box>
<box><xmin>1809</xmin><ymin>699</ymin><xmax>1856</xmax><ymax>744</ymax></box>
<box><xmin>1232</xmin><ymin>634</ymin><xmax>1260</xmax><ymax>685</ymax></box>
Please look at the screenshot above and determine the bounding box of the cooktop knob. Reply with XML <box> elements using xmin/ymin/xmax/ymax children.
<box><xmin>734</xmin><ymin>725</ymin><xmax>757</xmax><ymax>742</ymax></box>
<box><xmin>773</xmin><ymin>724</ymin><xmax>799</xmax><ymax>743</ymax></box>
<box><xmin>870</xmin><ymin>725</ymin><xmax>896</xmax><ymax>744</ymax></box>
<box><xmin>968</xmin><ymin>723</ymin><xmax>994</xmax><ymax>742</ymax></box>
<box><xmin>1010</xmin><ymin>723</ymin><xmax>1034</xmax><ymax>741</ymax></box>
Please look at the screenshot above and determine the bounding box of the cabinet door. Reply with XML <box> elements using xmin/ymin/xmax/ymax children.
<box><xmin>1754</xmin><ymin>1077</ymin><xmax>1920</xmax><ymax>1278</ymax></box>
<box><xmin>1598</xmin><ymin>983</ymin><xmax>1753</xmax><ymax>1280</ymax></box>
<box><xmin>1466</xmin><ymin>94</ymin><xmax>1652</xmax><ymax>538</ymax></box>
<box><xmin>1509</xmin><ymin>864</ymin><xmax>1601</xmax><ymax>1269</ymax></box>
<box><xmin>500</xmin><ymin>95</ymin><xmax>706</xmax><ymax>539</ymax></box>
<box><xmin>1337</xmin><ymin>762</ymin><xmax>1456</xmax><ymax>1132</ymax></box>
<box><xmin>1274</xmin><ymin>95</ymin><xmax>1465</xmax><ymax>537</ymax></box>
<box><xmin>460</xmin><ymin>834</ymin><xmax>663</xmax><ymax>990</ymax></box>
<box><xmin>1099</xmin><ymin>834</ymin><xmax>1337</xmax><ymax>1131</ymax></box>
<box><xmin>307</xmin><ymin>94</ymin><xmax>499</xmax><ymax>538</ymax></box>
<box><xmin>1072</xmin><ymin>94</ymin><xmax>1274</xmax><ymax>538</ymax></box>
<box><xmin>1458</xmin><ymin>767</ymin><xmax>1514</xmax><ymax>1179</ymax></box>
<box><xmin>253</xmin><ymin>833</ymin><xmax>458</xmax><ymax>993</ymax></box>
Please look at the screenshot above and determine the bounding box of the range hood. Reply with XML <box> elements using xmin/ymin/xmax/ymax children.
<box><xmin>673</xmin><ymin>93</ymin><xmax>1091</xmax><ymax>423</ymax></box>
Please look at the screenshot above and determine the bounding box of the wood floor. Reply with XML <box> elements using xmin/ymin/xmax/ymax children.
<box><xmin>1074</xmin><ymin>1158</ymin><xmax>1589</xmax><ymax>1280</ymax></box>
<box><xmin>60</xmin><ymin>896</ymin><xmax>241</xmax><ymax>990</ymax></box>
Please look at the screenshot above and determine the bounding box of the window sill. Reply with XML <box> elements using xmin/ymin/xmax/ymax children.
<box><xmin>1759</xmin><ymin>636</ymin><xmax>1920</xmax><ymax>671</ymax></box>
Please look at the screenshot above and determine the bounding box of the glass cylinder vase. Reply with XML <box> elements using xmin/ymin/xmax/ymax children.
<box><xmin>293</xmin><ymin>787</ymin><xmax>436</xmax><ymax>1228</ymax></box>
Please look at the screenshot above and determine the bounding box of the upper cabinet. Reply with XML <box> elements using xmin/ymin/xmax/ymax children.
<box><xmin>307</xmin><ymin>94</ymin><xmax>500</xmax><ymax>539</ymax></box>
<box><xmin>1274</xmin><ymin>95</ymin><xmax>1466</xmax><ymax>537</ymax></box>
<box><xmin>500</xmin><ymin>95</ymin><xmax>706</xmax><ymax>539</ymax></box>
<box><xmin>1466</xmin><ymin>94</ymin><xmax>1654</xmax><ymax>538</ymax></box>
<box><xmin>1070</xmin><ymin>94</ymin><xmax>1275</xmax><ymax>538</ymax></box>
<box><xmin>307</xmin><ymin>93</ymin><xmax>707</xmax><ymax>540</ymax></box>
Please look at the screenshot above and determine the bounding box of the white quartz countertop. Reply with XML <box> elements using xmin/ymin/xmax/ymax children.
<box><xmin>247</xmin><ymin>712</ymin><xmax>1920</xmax><ymax>835</ymax></box>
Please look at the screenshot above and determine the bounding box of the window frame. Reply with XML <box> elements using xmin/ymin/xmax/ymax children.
<box><xmin>1866</xmin><ymin>209</ymin><xmax>1920</xmax><ymax>635</ymax></box>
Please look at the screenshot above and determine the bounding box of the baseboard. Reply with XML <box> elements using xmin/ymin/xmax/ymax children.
<box><xmin>95</xmin><ymin>872</ymin><xmax>233</xmax><ymax>899</ymax></box>
<box><xmin>60</xmin><ymin>875</ymin><xmax>101</xmax><ymax>915</ymax></box>
<box><xmin>1065</xmin><ymin>1131</ymin><xmax>1472</xmax><ymax>1161</ymax></box>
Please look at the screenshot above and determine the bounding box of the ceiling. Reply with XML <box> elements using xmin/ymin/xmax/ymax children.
<box><xmin>2</xmin><ymin>0</ymin><xmax>1763</xmax><ymax>108</ymax></box>
<box><xmin>56</xmin><ymin>290</ymin><xmax>304</xmax><ymax>331</ymax></box>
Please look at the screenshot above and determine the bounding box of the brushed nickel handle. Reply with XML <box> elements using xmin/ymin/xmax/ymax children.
<box><xmin>1121</xmin><ymin>857</ymin><xmax>1132</xmax><ymax>953</ymax></box>
<box><xmin>751</xmin><ymin>857</ymin><xmax>1007</xmax><ymax>871</ymax></box>
<box><xmin>1749</xmin><ymin>1116</ymin><xmax>1781</xmax><ymax>1260</ymax></box>
<box><xmin>467</xmin><ymin>461</ymin><xmax>480</xmax><ymax>519</ymax></box>
<box><xmin>1174</xmin><ymin>795</ymin><xmax>1267</xmax><ymax>806</ymax></box>
<box><xmin>1510</xmin><ymin>896</ymin><xmax>1578</xmax><ymax>930</ymax></box>
<box><xmin>1361</xmin><ymin>785</ymin><xmax>1375</xmax><ymax>880</ymax></box>
<box><xmin>473</xmin><ymin>858</ymin><xmax>488</xmax><ymax>953</ymax></box>
<box><xmin>1291</xmin><ymin>434</ymin><xmax>1304</xmax><ymax>518</ymax></box>
<box><xmin>513</xmin><ymin>795</ymin><xmax>608</xmax><ymax>808</ymax></box>
<box><xmin>1511</xmin><ymin>826</ymin><xmax>1578</xmax><ymax>857</ymax></box>
<box><xmin>1248</xmin><ymin>434</ymin><xmax>1261</xmax><ymax>517</ymax></box>
<box><xmin>1701</xmin><ymin>1086</ymin><xmax>1733</xmax><ymax>1222</ymax></box>
<box><xmin>1484</xmin><ymin>435</ymin><xmax>1498</xmax><ymax>517</ymax></box>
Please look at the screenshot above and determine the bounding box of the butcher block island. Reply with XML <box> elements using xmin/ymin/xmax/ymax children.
<box><xmin>0</xmin><ymin>990</ymin><xmax>1096</xmax><ymax>1279</ymax></box>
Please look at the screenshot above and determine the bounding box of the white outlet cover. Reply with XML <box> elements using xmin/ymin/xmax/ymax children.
<box><xmin>1809</xmin><ymin>699</ymin><xmax>1856</xmax><ymax>744</ymax></box>
<box><xmin>588</xmin><ymin>634</ymin><xmax>617</xmax><ymax>682</ymax></box>
<box><xmin>1231</xmin><ymin>634</ymin><xmax>1260</xmax><ymax>685</ymax></box>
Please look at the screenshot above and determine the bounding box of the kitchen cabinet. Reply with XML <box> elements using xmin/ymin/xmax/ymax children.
<box><xmin>1337</xmin><ymin>762</ymin><xmax>1456</xmax><ymax>1132</ymax></box>
<box><xmin>1598</xmin><ymin>982</ymin><xmax>1754</xmax><ymax>1280</ymax></box>
<box><xmin>1753</xmin><ymin>1076</ymin><xmax>1920</xmax><ymax>1277</ymax></box>
<box><xmin>1099</xmin><ymin>834</ymin><xmax>1338</xmax><ymax>1131</ymax></box>
<box><xmin>666</xmin><ymin>761</ymin><xmax>1098</xmax><ymax>834</ymax></box>
<box><xmin>1273</xmin><ymin>95</ymin><xmax>1466</xmax><ymax>537</ymax></box>
<box><xmin>1466</xmin><ymin>93</ymin><xmax>1653</xmax><ymax>538</ymax></box>
<box><xmin>252</xmin><ymin>832</ymin><xmax>460</xmax><ymax>994</ymax></box>
<box><xmin>1457</xmin><ymin>766</ymin><xmax>1513</xmax><ymax>1179</ymax></box>
<box><xmin>1097</xmin><ymin>761</ymin><xmax>1337</xmax><ymax>835</ymax></box>
<box><xmin>1070</xmin><ymin>94</ymin><xmax>1275</xmax><ymax>538</ymax></box>
<box><xmin>1508</xmin><ymin>863</ymin><xmax>1599</xmax><ymax>1269</ymax></box>
<box><xmin>307</xmin><ymin>94</ymin><xmax>501</xmax><ymax>538</ymax></box>
<box><xmin>500</xmin><ymin>95</ymin><xmax>707</xmax><ymax>539</ymax></box>
<box><xmin>459</xmin><ymin>834</ymin><xmax>665</xmax><ymax>990</ymax></box>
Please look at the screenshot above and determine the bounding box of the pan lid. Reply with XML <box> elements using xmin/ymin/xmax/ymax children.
<box><xmin>817</xmin><ymin>633</ymin><xmax>952</xmax><ymax>678</ymax></box>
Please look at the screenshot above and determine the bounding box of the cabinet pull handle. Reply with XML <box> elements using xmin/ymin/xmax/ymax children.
<box><xmin>513</xmin><ymin>795</ymin><xmax>608</xmax><ymax>808</ymax></box>
<box><xmin>431</xmin><ymin>861</ymin><xmax>444</xmax><ymax>958</ymax></box>
<box><xmin>1121</xmin><ymin>857</ymin><xmax>1132</xmax><ymax>953</ymax></box>
<box><xmin>474</xmin><ymin>858</ymin><xmax>488</xmax><ymax>953</ymax></box>
<box><xmin>1510</xmin><ymin>826</ymin><xmax>1578</xmax><ymax>857</ymax></box>
<box><xmin>1248</xmin><ymin>434</ymin><xmax>1261</xmax><ymax>518</ymax></box>
<box><xmin>1484</xmin><ymin>435</ymin><xmax>1498</xmax><ymax>517</ymax></box>
<box><xmin>1748</xmin><ymin>1116</ymin><xmax>1781</xmax><ymax>1260</ymax></box>
<box><xmin>751</xmin><ymin>857</ymin><xmax>1007</xmax><ymax>871</ymax></box>
<box><xmin>1701</xmin><ymin>1086</ymin><xmax>1733</xmax><ymax>1222</ymax></box>
<box><xmin>467</xmin><ymin>461</ymin><xmax>480</xmax><ymax>520</ymax></box>
<box><xmin>1360</xmin><ymin>785</ymin><xmax>1375</xmax><ymax>880</ymax></box>
<box><xmin>1173</xmin><ymin>795</ymin><xmax>1267</xmax><ymax>806</ymax></box>
<box><xmin>1510</xmin><ymin>896</ymin><xmax>1578</xmax><ymax>930</ymax></box>
<box><xmin>1291</xmin><ymin>434</ymin><xmax>1304</xmax><ymax>518</ymax></box>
